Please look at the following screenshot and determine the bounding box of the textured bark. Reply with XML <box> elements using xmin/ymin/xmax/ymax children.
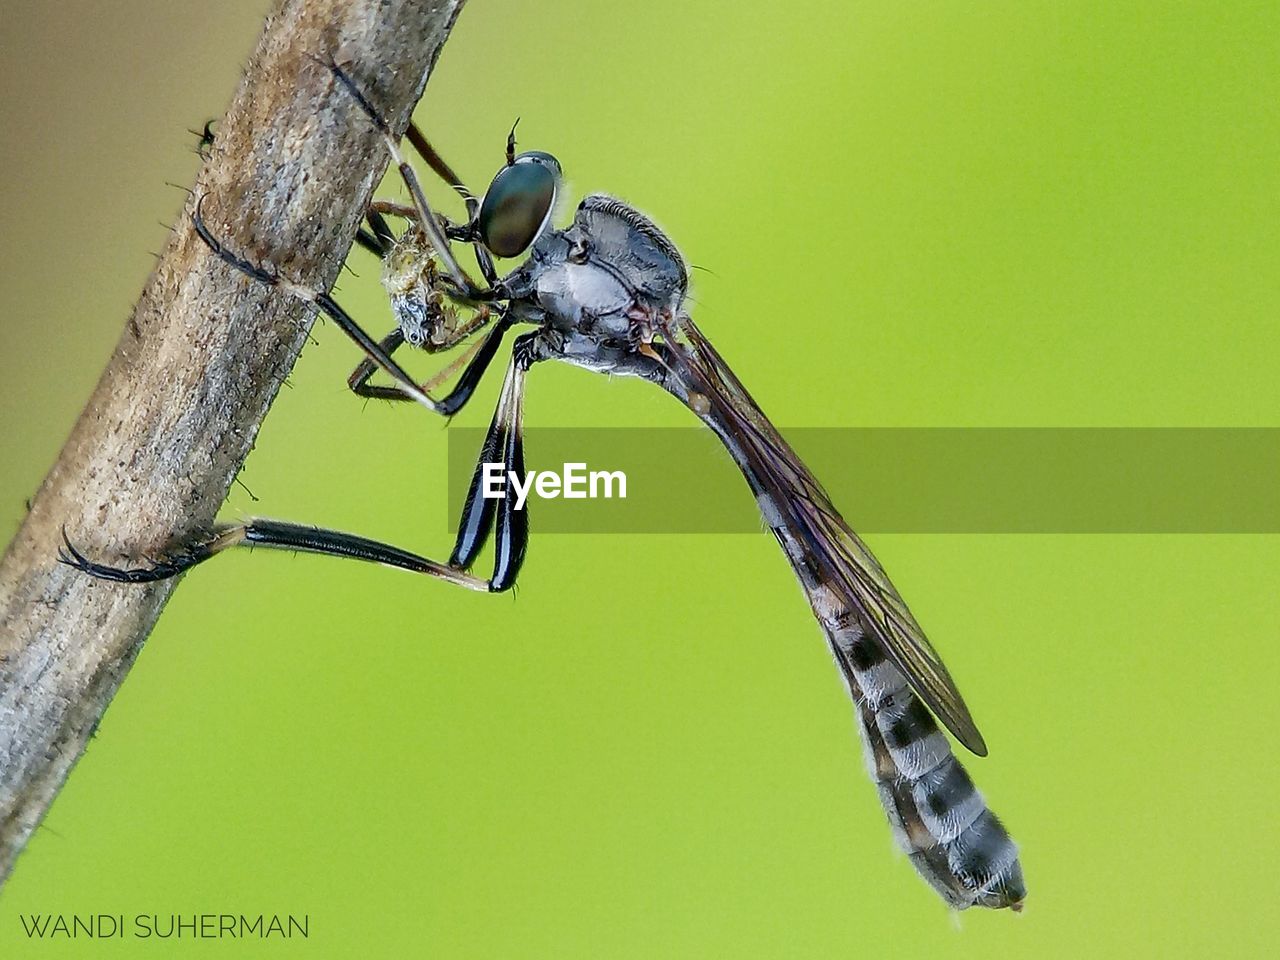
<box><xmin>0</xmin><ymin>0</ymin><xmax>467</xmax><ymax>886</ymax></box>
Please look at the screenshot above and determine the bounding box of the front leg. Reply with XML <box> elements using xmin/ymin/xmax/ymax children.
<box><xmin>192</xmin><ymin>200</ymin><xmax>442</xmax><ymax>412</ymax></box>
<box><xmin>324</xmin><ymin>60</ymin><xmax>497</xmax><ymax>301</ymax></box>
<box><xmin>347</xmin><ymin>315</ymin><xmax>514</xmax><ymax>416</ymax></box>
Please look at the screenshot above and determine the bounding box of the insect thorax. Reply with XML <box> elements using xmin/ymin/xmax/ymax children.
<box><xmin>508</xmin><ymin>194</ymin><xmax>688</xmax><ymax>343</ymax></box>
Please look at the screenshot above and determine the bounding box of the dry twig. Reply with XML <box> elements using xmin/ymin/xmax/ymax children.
<box><xmin>0</xmin><ymin>0</ymin><xmax>467</xmax><ymax>886</ymax></box>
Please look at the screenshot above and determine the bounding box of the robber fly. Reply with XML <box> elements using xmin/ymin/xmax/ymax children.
<box><xmin>62</xmin><ymin>59</ymin><xmax>1025</xmax><ymax>911</ymax></box>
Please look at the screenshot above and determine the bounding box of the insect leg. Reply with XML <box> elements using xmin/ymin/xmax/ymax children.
<box><xmin>366</xmin><ymin>200</ymin><xmax>475</xmax><ymax>245</ymax></box>
<box><xmin>489</xmin><ymin>342</ymin><xmax>532</xmax><ymax>591</ymax></box>
<box><xmin>365</xmin><ymin>209</ymin><xmax>396</xmax><ymax>248</ymax></box>
<box><xmin>450</xmin><ymin>333</ymin><xmax>542</xmax><ymax>587</ymax></box>
<box><xmin>324</xmin><ymin>60</ymin><xmax>496</xmax><ymax>301</ymax></box>
<box><xmin>354</xmin><ymin>208</ymin><xmax>396</xmax><ymax>258</ymax></box>
<box><xmin>404</xmin><ymin>123</ymin><xmax>480</xmax><ymax>215</ymax></box>
<box><xmin>450</xmin><ymin>396</ymin><xmax>506</xmax><ymax>570</ymax></box>
<box><xmin>346</xmin><ymin>328</ymin><xmax>408</xmax><ymax>401</ymax></box>
<box><xmin>403</xmin><ymin>123</ymin><xmax>498</xmax><ymax>286</ymax></box>
<box><xmin>354</xmin><ymin>227</ymin><xmax>387</xmax><ymax>257</ymax></box>
<box><xmin>61</xmin><ymin>337</ymin><xmax>543</xmax><ymax>593</ymax></box>
<box><xmin>58</xmin><ymin>524</ymin><xmax>489</xmax><ymax>592</ymax></box>
<box><xmin>192</xmin><ymin>199</ymin><xmax>445</xmax><ymax>412</ymax></box>
<box><xmin>348</xmin><ymin>314</ymin><xmax>514</xmax><ymax>414</ymax></box>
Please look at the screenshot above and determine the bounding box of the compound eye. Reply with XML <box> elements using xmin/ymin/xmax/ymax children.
<box><xmin>476</xmin><ymin>153</ymin><xmax>561</xmax><ymax>258</ymax></box>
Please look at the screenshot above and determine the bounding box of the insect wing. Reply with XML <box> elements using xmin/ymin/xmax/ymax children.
<box><xmin>668</xmin><ymin>319</ymin><xmax>988</xmax><ymax>756</ymax></box>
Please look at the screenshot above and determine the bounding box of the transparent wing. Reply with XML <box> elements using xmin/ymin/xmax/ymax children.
<box><xmin>663</xmin><ymin>318</ymin><xmax>988</xmax><ymax>756</ymax></box>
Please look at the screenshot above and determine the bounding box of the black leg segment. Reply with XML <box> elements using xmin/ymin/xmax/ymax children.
<box><xmin>347</xmin><ymin>316</ymin><xmax>512</xmax><ymax>413</ymax></box>
<box><xmin>192</xmin><ymin>198</ymin><xmax>444</xmax><ymax>411</ymax></box>
<box><xmin>60</xmin><ymin>521</ymin><xmax>489</xmax><ymax>592</ymax></box>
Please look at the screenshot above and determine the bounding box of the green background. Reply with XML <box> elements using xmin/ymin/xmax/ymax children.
<box><xmin>2</xmin><ymin>0</ymin><xmax>1278</xmax><ymax>955</ymax></box>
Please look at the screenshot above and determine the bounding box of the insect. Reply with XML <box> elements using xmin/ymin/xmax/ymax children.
<box><xmin>62</xmin><ymin>59</ymin><xmax>1026</xmax><ymax>911</ymax></box>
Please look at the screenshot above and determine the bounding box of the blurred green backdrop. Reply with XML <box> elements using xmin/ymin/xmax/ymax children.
<box><xmin>2</xmin><ymin>0</ymin><xmax>1278</xmax><ymax>956</ymax></box>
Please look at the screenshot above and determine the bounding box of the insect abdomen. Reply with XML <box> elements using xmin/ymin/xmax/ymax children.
<box><xmin>834</xmin><ymin>627</ymin><xmax>1026</xmax><ymax>910</ymax></box>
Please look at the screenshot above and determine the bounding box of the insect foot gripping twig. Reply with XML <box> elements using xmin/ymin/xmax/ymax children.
<box><xmin>0</xmin><ymin>0</ymin><xmax>468</xmax><ymax>889</ymax></box>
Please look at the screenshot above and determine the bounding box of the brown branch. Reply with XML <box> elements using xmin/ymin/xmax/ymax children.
<box><xmin>0</xmin><ymin>0</ymin><xmax>467</xmax><ymax>886</ymax></box>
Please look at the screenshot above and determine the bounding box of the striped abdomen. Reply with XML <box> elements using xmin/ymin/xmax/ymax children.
<box><xmin>658</xmin><ymin>334</ymin><xmax>1025</xmax><ymax>910</ymax></box>
<box><xmin>829</xmin><ymin>615</ymin><xmax>1025</xmax><ymax>910</ymax></box>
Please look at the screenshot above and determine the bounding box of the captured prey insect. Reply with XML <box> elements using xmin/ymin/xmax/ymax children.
<box><xmin>61</xmin><ymin>60</ymin><xmax>1026</xmax><ymax>911</ymax></box>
